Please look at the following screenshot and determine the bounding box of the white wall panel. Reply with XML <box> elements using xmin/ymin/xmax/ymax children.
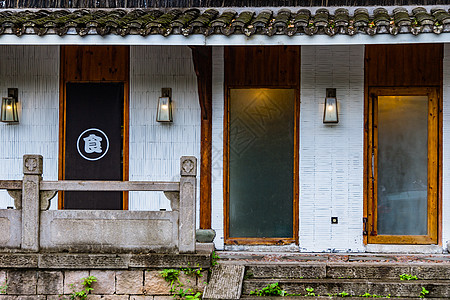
<box><xmin>129</xmin><ymin>46</ymin><xmax>201</xmax><ymax>215</ymax></box>
<box><xmin>211</xmin><ymin>47</ymin><xmax>225</xmax><ymax>250</ymax></box>
<box><xmin>299</xmin><ymin>45</ymin><xmax>364</xmax><ymax>252</ymax></box>
<box><xmin>0</xmin><ymin>46</ymin><xmax>59</xmax><ymax>210</ymax></box>
<box><xmin>442</xmin><ymin>44</ymin><xmax>450</xmax><ymax>251</ymax></box>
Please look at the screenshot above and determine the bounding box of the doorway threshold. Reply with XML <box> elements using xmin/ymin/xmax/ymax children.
<box><xmin>224</xmin><ymin>244</ymin><xmax>298</xmax><ymax>252</ymax></box>
<box><xmin>365</xmin><ymin>244</ymin><xmax>443</xmax><ymax>254</ymax></box>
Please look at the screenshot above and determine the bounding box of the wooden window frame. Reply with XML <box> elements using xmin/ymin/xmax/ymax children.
<box><xmin>366</xmin><ymin>87</ymin><xmax>439</xmax><ymax>244</ymax></box>
<box><xmin>223</xmin><ymin>85</ymin><xmax>300</xmax><ymax>245</ymax></box>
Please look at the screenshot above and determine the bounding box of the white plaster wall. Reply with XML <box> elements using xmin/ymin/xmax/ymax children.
<box><xmin>299</xmin><ymin>46</ymin><xmax>364</xmax><ymax>252</ymax></box>
<box><xmin>442</xmin><ymin>43</ymin><xmax>450</xmax><ymax>251</ymax></box>
<box><xmin>0</xmin><ymin>46</ymin><xmax>59</xmax><ymax>210</ymax></box>
<box><xmin>211</xmin><ymin>47</ymin><xmax>225</xmax><ymax>249</ymax></box>
<box><xmin>129</xmin><ymin>46</ymin><xmax>201</xmax><ymax>215</ymax></box>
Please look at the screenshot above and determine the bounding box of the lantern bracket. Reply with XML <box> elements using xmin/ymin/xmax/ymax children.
<box><xmin>8</xmin><ymin>88</ymin><xmax>18</xmax><ymax>100</ymax></box>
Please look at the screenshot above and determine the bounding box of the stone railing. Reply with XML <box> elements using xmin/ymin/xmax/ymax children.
<box><xmin>0</xmin><ymin>155</ymin><xmax>197</xmax><ymax>254</ymax></box>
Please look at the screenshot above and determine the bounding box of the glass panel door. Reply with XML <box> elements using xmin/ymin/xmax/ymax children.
<box><xmin>367</xmin><ymin>88</ymin><xmax>438</xmax><ymax>244</ymax></box>
<box><xmin>377</xmin><ymin>96</ymin><xmax>428</xmax><ymax>235</ymax></box>
<box><xmin>228</xmin><ymin>88</ymin><xmax>296</xmax><ymax>240</ymax></box>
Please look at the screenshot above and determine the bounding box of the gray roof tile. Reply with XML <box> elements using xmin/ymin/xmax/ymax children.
<box><xmin>0</xmin><ymin>7</ymin><xmax>450</xmax><ymax>37</ymax></box>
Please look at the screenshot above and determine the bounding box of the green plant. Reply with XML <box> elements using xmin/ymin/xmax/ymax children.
<box><xmin>338</xmin><ymin>291</ymin><xmax>349</xmax><ymax>297</ymax></box>
<box><xmin>0</xmin><ymin>281</ymin><xmax>7</xmax><ymax>294</ymax></box>
<box><xmin>182</xmin><ymin>264</ymin><xmax>203</xmax><ymax>278</ymax></box>
<box><xmin>173</xmin><ymin>288</ymin><xmax>202</xmax><ymax>299</ymax></box>
<box><xmin>399</xmin><ymin>273</ymin><xmax>418</xmax><ymax>281</ymax></box>
<box><xmin>360</xmin><ymin>292</ymin><xmax>372</xmax><ymax>297</ymax></box>
<box><xmin>211</xmin><ymin>251</ymin><xmax>220</xmax><ymax>267</ymax></box>
<box><xmin>160</xmin><ymin>269</ymin><xmax>182</xmax><ymax>292</ymax></box>
<box><xmin>305</xmin><ymin>287</ymin><xmax>315</xmax><ymax>296</ymax></box>
<box><xmin>243</xmin><ymin>270</ymin><xmax>254</xmax><ymax>280</ymax></box>
<box><xmin>419</xmin><ymin>287</ymin><xmax>429</xmax><ymax>298</ymax></box>
<box><xmin>249</xmin><ymin>282</ymin><xmax>287</xmax><ymax>296</ymax></box>
<box><xmin>69</xmin><ymin>276</ymin><xmax>97</xmax><ymax>300</ymax></box>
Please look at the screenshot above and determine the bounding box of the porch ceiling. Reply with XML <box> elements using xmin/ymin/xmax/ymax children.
<box><xmin>0</xmin><ymin>6</ymin><xmax>449</xmax><ymax>45</ymax></box>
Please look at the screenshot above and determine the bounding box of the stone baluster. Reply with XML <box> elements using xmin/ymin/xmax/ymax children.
<box><xmin>21</xmin><ymin>155</ymin><xmax>43</xmax><ymax>252</ymax></box>
<box><xmin>179</xmin><ymin>156</ymin><xmax>197</xmax><ymax>253</ymax></box>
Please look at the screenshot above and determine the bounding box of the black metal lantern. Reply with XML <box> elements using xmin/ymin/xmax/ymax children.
<box><xmin>1</xmin><ymin>88</ymin><xmax>19</xmax><ymax>124</ymax></box>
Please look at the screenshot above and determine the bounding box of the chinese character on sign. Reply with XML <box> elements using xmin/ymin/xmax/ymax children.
<box><xmin>83</xmin><ymin>134</ymin><xmax>103</xmax><ymax>154</ymax></box>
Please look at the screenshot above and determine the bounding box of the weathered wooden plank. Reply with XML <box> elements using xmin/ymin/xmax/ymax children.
<box><xmin>40</xmin><ymin>181</ymin><xmax>179</xmax><ymax>191</ymax></box>
<box><xmin>0</xmin><ymin>180</ymin><xmax>22</xmax><ymax>190</ymax></box>
<box><xmin>203</xmin><ymin>264</ymin><xmax>245</xmax><ymax>300</ymax></box>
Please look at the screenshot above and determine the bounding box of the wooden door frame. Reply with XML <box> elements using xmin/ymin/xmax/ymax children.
<box><xmin>58</xmin><ymin>46</ymin><xmax>130</xmax><ymax>210</ymax></box>
<box><xmin>366</xmin><ymin>87</ymin><xmax>440</xmax><ymax>244</ymax></box>
<box><xmin>223</xmin><ymin>85</ymin><xmax>300</xmax><ymax>245</ymax></box>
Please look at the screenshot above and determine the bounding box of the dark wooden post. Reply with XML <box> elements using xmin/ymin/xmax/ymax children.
<box><xmin>191</xmin><ymin>46</ymin><xmax>212</xmax><ymax>229</ymax></box>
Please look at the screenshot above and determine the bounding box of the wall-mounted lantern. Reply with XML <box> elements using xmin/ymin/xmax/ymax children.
<box><xmin>1</xmin><ymin>88</ymin><xmax>19</xmax><ymax>124</ymax></box>
<box><xmin>157</xmin><ymin>88</ymin><xmax>173</xmax><ymax>123</ymax></box>
<box><xmin>323</xmin><ymin>88</ymin><xmax>338</xmax><ymax>124</ymax></box>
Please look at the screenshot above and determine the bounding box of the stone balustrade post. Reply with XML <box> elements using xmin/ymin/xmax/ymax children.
<box><xmin>179</xmin><ymin>156</ymin><xmax>197</xmax><ymax>253</ymax></box>
<box><xmin>21</xmin><ymin>155</ymin><xmax>43</xmax><ymax>252</ymax></box>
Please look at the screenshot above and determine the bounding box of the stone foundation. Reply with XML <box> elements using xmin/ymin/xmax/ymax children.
<box><xmin>0</xmin><ymin>253</ymin><xmax>211</xmax><ymax>299</ymax></box>
<box><xmin>0</xmin><ymin>269</ymin><xmax>207</xmax><ymax>299</ymax></box>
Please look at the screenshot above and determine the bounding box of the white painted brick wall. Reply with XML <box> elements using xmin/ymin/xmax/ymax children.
<box><xmin>442</xmin><ymin>43</ymin><xmax>450</xmax><ymax>251</ymax></box>
<box><xmin>299</xmin><ymin>45</ymin><xmax>364</xmax><ymax>252</ymax></box>
<box><xmin>129</xmin><ymin>46</ymin><xmax>201</xmax><ymax>216</ymax></box>
<box><xmin>0</xmin><ymin>46</ymin><xmax>59</xmax><ymax>210</ymax></box>
<box><xmin>211</xmin><ymin>47</ymin><xmax>225</xmax><ymax>249</ymax></box>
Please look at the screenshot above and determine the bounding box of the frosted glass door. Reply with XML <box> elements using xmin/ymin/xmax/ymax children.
<box><xmin>228</xmin><ymin>89</ymin><xmax>295</xmax><ymax>239</ymax></box>
<box><xmin>377</xmin><ymin>96</ymin><xmax>428</xmax><ymax>235</ymax></box>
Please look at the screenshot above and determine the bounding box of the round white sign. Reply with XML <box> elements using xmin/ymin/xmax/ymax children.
<box><xmin>76</xmin><ymin>128</ymin><xmax>110</xmax><ymax>161</ymax></box>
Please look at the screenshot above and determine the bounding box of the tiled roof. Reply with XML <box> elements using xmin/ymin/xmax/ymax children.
<box><xmin>0</xmin><ymin>7</ymin><xmax>449</xmax><ymax>37</ymax></box>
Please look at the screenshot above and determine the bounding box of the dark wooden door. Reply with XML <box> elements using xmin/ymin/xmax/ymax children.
<box><xmin>63</xmin><ymin>82</ymin><xmax>124</xmax><ymax>209</ymax></box>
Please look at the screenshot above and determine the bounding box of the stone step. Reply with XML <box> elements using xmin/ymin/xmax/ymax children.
<box><xmin>245</xmin><ymin>263</ymin><xmax>450</xmax><ymax>280</ymax></box>
<box><xmin>203</xmin><ymin>264</ymin><xmax>245</xmax><ymax>300</ymax></box>
<box><xmin>241</xmin><ymin>297</ymin><xmax>444</xmax><ymax>300</ymax></box>
<box><xmin>242</xmin><ymin>278</ymin><xmax>450</xmax><ymax>298</ymax></box>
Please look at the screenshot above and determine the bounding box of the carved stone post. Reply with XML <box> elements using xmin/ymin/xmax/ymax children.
<box><xmin>179</xmin><ymin>156</ymin><xmax>197</xmax><ymax>253</ymax></box>
<box><xmin>21</xmin><ymin>155</ymin><xmax>43</xmax><ymax>252</ymax></box>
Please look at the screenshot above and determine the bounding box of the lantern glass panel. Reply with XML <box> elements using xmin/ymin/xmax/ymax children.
<box><xmin>1</xmin><ymin>97</ymin><xmax>18</xmax><ymax>123</ymax></box>
<box><xmin>323</xmin><ymin>97</ymin><xmax>338</xmax><ymax>123</ymax></box>
<box><xmin>156</xmin><ymin>97</ymin><xmax>172</xmax><ymax>122</ymax></box>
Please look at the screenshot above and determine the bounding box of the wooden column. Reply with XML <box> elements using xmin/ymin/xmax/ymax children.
<box><xmin>190</xmin><ymin>46</ymin><xmax>212</xmax><ymax>229</ymax></box>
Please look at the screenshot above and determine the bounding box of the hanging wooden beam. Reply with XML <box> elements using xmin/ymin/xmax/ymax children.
<box><xmin>191</xmin><ymin>46</ymin><xmax>212</xmax><ymax>229</ymax></box>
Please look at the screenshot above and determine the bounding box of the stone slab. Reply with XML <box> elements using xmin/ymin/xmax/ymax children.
<box><xmin>90</xmin><ymin>270</ymin><xmax>115</xmax><ymax>295</ymax></box>
<box><xmin>203</xmin><ymin>264</ymin><xmax>245</xmax><ymax>300</ymax></box>
<box><xmin>40</xmin><ymin>210</ymin><xmax>178</xmax><ymax>252</ymax></box>
<box><xmin>7</xmin><ymin>271</ymin><xmax>37</xmax><ymax>295</ymax></box>
<box><xmin>410</xmin><ymin>264</ymin><xmax>450</xmax><ymax>279</ymax></box>
<box><xmin>87</xmin><ymin>296</ymin><xmax>129</xmax><ymax>300</ymax></box>
<box><xmin>63</xmin><ymin>271</ymin><xmax>89</xmax><ymax>295</ymax></box>
<box><xmin>326</xmin><ymin>264</ymin><xmax>410</xmax><ymax>279</ymax></box>
<box><xmin>247</xmin><ymin>264</ymin><xmax>326</xmax><ymax>279</ymax></box>
<box><xmin>143</xmin><ymin>271</ymin><xmax>171</xmax><ymax>295</ymax></box>
<box><xmin>0</xmin><ymin>209</ymin><xmax>21</xmax><ymax>249</ymax></box>
<box><xmin>129</xmin><ymin>254</ymin><xmax>211</xmax><ymax>268</ymax></box>
<box><xmin>116</xmin><ymin>271</ymin><xmax>144</xmax><ymax>295</ymax></box>
<box><xmin>0</xmin><ymin>254</ymin><xmax>38</xmax><ymax>268</ymax></box>
<box><xmin>39</xmin><ymin>254</ymin><xmax>129</xmax><ymax>269</ymax></box>
<box><xmin>242</xmin><ymin>279</ymin><xmax>450</xmax><ymax>298</ymax></box>
<box><xmin>37</xmin><ymin>271</ymin><xmax>63</xmax><ymax>295</ymax></box>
